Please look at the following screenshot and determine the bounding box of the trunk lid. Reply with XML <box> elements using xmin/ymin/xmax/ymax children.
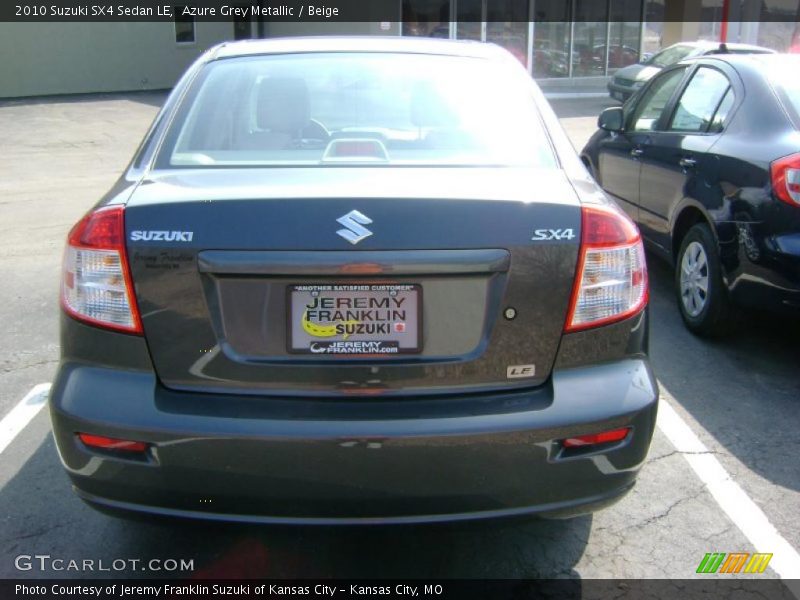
<box><xmin>125</xmin><ymin>167</ymin><xmax>581</xmax><ymax>397</ymax></box>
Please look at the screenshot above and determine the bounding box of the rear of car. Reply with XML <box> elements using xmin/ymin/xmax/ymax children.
<box><xmin>50</xmin><ymin>38</ymin><xmax>657</xmax><ymax>523</ymax></box>
<box><xmin>743</xmin><ymin>56</ymin><xmax>800</xmax><ymax>311</ymax></box>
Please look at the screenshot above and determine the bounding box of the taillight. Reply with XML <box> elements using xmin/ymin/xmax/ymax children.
<box><xmin>565</xmin><ymin>203</ymin><xmax>648</xmax><ymax>332</ymax></box>
<box><xmin>562</xmin><ymin>427</ymin><xmax>631</xmax><ymax>448</ymax></box>
<box><xmin>61</xmin><ymin>206</ymin><xmax>142</xmax><ymax>334</ymax></box>
<box><xmin>78</xmin><ymin>433</ymin><xmax>148</xmax><ymax>453</ymax></box>
<box><xmin>771</xmin><ymin>152</ymin><xmax>800</xmax><ymax>207</ymax></box>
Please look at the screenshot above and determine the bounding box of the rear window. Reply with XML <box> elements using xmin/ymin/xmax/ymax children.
<box><xmin>648</xmin><ymin>45</ymin><xmax>696</xmax><ymax>68</ymax></box>
<box><xmin>727</xmin><ymin>48</ymin><xmax>773</xmax><ymax>54</ymax></box>
<box><xmin>769</xmin><ymin>68</ymin><xmax>800</xmax><ymax>130</ymax></box>
<box><xmin>158</xmin><ymin>52</ymin><xmax>556</xmax><ymax>168</ymax></box>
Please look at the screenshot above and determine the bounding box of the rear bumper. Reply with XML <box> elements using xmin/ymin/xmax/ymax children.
<box><xmin>49</xmin><ymin>359</ymin><xmax>658</xmax><ymax>523</ymax></box>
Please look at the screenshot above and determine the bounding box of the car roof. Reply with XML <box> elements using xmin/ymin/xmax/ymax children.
<box><xmin>211</xmin><ymin>36</ymin><xmax>508</xmax><ymax>61</ymax></box>
<box><xmin>687</xmin><ymin>52</ymin><xmax>798</xmax><ymax>70</ymax></box>
<box><xmin>664</xmin><ymin>40</ymin><xmax>775</xmax><ymax>54</ymax></box>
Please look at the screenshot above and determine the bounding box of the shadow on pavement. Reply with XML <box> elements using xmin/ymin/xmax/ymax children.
<box><xmin>549</xmin><ymin>97</ymin><xmax>620</xmax><ymax>119</ymax></box>
<box><xmin>646</xmin><ymin>252</ymin><xmax>800</xmax><ymax>492</ymax></box>
<box><xmin>0</xmin><ymin>90</ymin><xmax>168</xmax><ymax>109</ymax></box>
<box><xmin>1</xmin><ymin>436</ymin><xmax>592</xmax><ymax>580</ymax></box>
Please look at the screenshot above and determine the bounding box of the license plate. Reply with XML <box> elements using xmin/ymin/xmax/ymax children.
<box><xmin>613</xmin><ymin>91</ymin><xmax>623</xmax><ymax>100</ymax></box>
<box><xmin>288</xmin><ymin>284</ymin><xmax>422</xmax><ymax>355</ymax></box>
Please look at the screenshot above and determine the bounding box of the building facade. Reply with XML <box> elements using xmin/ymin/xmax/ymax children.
<box><xmin>1</xmin><ymin>0</ymin><xmax>798</xmax><ymax>99</ymax></box>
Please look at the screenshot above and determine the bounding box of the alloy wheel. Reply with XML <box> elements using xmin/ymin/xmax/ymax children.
<box><xmin>680</xmin><ymin>240</ymin><xmax>709</xmax><ymax>317</ymax></box>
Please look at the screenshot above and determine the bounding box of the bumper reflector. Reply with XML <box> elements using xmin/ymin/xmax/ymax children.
<box><xmin>562</xmin><ymin>427</ymin><xmax>631</xmax><ymax>448</ymax></box>
<box><xmin>78</xmin><ymin>433</ymin><xmax>148</xmax><ymax>453</ymax></box>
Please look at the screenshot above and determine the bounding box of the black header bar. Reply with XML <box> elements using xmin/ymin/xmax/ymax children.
<box><xmin>3</xmin><ymin>579</ymin><xmax>798</xmax><ymax>600</ymax></box>
<box><xmin>3</xmin><ymin>0</ymin><xmax>800</xmax><ymax>22</ymax></box>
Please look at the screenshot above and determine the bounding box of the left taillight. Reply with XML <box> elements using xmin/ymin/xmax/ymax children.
<box><xmin>771</xmin><ymin>152</ymin><xmax>800</xmax><ymax>207</ymax></box>
<box><xmin>61</xmin><ymin>205</ymin><xmax>142</xmax><ymax>334</ymax></box>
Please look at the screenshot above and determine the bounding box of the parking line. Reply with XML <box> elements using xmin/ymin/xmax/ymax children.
<box><xmin>657</xmin><ymin>396</ymin><xmax>800</xmax><ymax>581</ymax></box>
<box><xmin>544</xmin><ymin>92</ymin><xmax>610</xmax><ymax>100</ymax></box>
<box><xmin>0</xmin><ymin>383</ymin><xmax>51</xmax><ymax>455</ymax></box>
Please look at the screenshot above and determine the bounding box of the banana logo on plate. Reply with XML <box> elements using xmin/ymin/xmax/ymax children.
<box><xmin>302</xmin><ymin>311</ymin><xmax>360</xmax><ymax>339</ymax></box>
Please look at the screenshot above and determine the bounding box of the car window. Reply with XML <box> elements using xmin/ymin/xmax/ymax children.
<box><xmin>158</xmin><ymin>52</ymin><xmax>557</xmax><ymax>169</ymax></box>
<box><xmin>767</xmin><ymin>61</ymin><xmax>800</xmax><ymax>130</ymax></box>
<box><xmin>708</xmin><ymin>87</ymin><xmax>735</xmax><ymax>133</ymax></box>
<box><xmin>669</xmin><ymin>67</ymin><xmax>731</xmax><ymax>133</ymax></box>
<box><xmin>630</xmin><ymin>67</ymin><xmax>687</xmax><ymax>132</ymax></box>
<box><xmin>647</xmin><ymin>45</ymin><xmax>696</xmax><ymax>68</ymax></box>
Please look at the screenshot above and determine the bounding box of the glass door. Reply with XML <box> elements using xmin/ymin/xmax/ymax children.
<box><xmin>402</xmin><ymin>0</ymin><xmax>451</xmax><ymax>37</ymax></box>
<box><xmin>455</xmin><ymin>0</ymin><xmax>482</xmax><ymax>41</ymax></box>
<box><xmin>486</xmin><ymin>0</ymin><xmax>531</xmax><ymax>67</ymax></box>
<box><xmin>608</xmin><ymin>0</ymin><xmax>644</xmax><ymax>72</ymax></box>
<box><xmin>533</xmin><ymin>0</ymin><xmax>571</xmax><ymax>78</ymax></box>
<box><xmin>572</xmin><ymin>0</ymin><xmax>609</xmax><ymax>76</ymax></box>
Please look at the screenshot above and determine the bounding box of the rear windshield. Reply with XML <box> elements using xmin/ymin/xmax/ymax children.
<box><xmin>648</xmin><ymin>45</ymin><xmax>696</xmax><ymax>67</ymax></box>
<box><xmin>157</xmin><ymin>52</ymin><xmax>556</xmax><ymax>168</ymax></box>
<box><xmin>769</xmin><ymin>66</ymin><xmax>800</xmax><ymax>130</ymax></box>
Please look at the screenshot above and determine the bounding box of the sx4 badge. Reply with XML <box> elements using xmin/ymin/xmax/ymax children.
<box><xmin>531</xmin><ymin>228</ymin><xmax>575</xmax><ymax>241</ymax></box>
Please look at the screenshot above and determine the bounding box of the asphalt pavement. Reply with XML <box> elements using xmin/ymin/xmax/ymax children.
<box><xmin>0</xmin><ymin>92</ymin><xmax>798</xmax><ymax>584</ymax></box>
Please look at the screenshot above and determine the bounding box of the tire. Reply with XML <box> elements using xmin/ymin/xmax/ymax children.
<box><xmin>674</xmin><ymin>223</ymin><xmax>732</xmax><ymax>337</ymax></box>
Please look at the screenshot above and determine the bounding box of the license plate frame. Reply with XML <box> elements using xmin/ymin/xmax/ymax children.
<box><xmin>287</xmin><ymin>284</ymin><xmax>423</xmax><ymax>355</ymax></box>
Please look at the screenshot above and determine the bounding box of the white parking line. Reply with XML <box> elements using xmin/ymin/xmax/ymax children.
<box><xmin>657</xmin><ymin>396</ymin><xmax>800</xmax><ymax>581</ymax></box>
<box><xmin>0</xmin><ymin>383</ymin><xmax>51</xmax><ymax>455</ymax></box>
<box><xmin>544</xmin><ymin>92</ymin><xmax>610</xmax><ymax>100</ymax></box>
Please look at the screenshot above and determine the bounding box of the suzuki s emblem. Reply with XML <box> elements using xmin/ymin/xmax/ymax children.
<box><xmin>336</xmin><ymin>210</ymin><xmax>373</xmax><ymax>245</ymax></box>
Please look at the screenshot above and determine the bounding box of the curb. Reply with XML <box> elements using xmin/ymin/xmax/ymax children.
<box><xmin>543</xmin><ymin>92</ymin><xmax>612</xmax><ymax>100</ymax></box>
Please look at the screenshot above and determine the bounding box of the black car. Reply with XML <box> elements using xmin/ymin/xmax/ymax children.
<box><xmin>51</xmin><ymin>37</ymin><xmax>657</xmax><ymax>524</ymax></box>
<box><xmin>583</xmin><ymin>54</ymin><xmax>800</xmax><ymax>335</ymax></box>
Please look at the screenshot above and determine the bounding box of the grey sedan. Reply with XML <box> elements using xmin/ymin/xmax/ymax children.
<box><xmin>51</xmin><ymin>37</ymin><xmax>657</xmax><ymax>524</ymax></box>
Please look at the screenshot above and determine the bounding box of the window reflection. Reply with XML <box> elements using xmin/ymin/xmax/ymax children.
<box><xmin>456</xmin><ymin>0</ymin><xmax>482</xmax><ymax>41</ymax></box>
<box><xmin>486</xmin><ymin>0</ymin><xmax>530</xmax><ymax>67</ymax></box>
<box><xmin>402</xmin><ymin>0</ymin><xmax>450</xmax><ymax>37</ymax></box>
<box><xmin>573</xmin><ymin>0</ymin><xmax>608</xmax><ymax>76</ymax></box>
<box><xmin>533</xmin><ymin>0</ymin><xmax>570</xmax><ymax>78</ymax></box>
<box><xmin>397</xmin><ymin>0</ymin><xmax>664</xmax><ymax>80</ymax></box>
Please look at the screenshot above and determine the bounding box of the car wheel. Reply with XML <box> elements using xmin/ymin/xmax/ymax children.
<box><xmin>675</xmin><ymin>223</ymin><xmax>732</xmax><ymax>336</ymax></box>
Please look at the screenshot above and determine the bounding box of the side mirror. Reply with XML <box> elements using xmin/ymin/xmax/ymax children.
<box><xmin>598</xmin><ymin>106</ymin><xmax>624</xmax><ymax>132</ymax></box>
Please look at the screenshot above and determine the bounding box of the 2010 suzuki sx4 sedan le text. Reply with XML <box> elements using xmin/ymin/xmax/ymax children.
<box><xmin>50</xmin><ymin>37</ymin><xmax>658</xmax><ymax>524</ymax></box>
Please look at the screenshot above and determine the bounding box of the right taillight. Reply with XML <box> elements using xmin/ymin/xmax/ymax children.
<box><xmin>771</xmin><ymin>152</ymin><xmax>800</xmax><ymax>207</ymax></box>
<box><xmin>61</xmin><ymin>205</ymin><xmax>142</xmax><ymax>334</ymax></box>
<box><xmin>565</xmin><ymin>203</ymin><xmax>648</xmax><ymax>332</ymax></box>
